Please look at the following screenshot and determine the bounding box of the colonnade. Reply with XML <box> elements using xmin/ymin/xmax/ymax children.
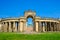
<box><xmin>1</xmin><ymin>21</ymin><xmax>27</xmax><ymax>32</ymax></box>
<box><xmin>1</xmin><ymin>21</ymin><xmax>19</xmax><ymax>32</ymax></box>
<box><xmin>35</xmin><ymin>21</ymin><xmax>60</xmax><ymax>32</ymax></box>
<box><xmin>0</xmin><ymin>21</ymin><xmax>60</xmax><ymax>32</ymax></box>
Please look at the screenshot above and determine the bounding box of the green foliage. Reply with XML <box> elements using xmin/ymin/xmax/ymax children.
<box><xmin>0</xmin><ymin>32</ymin><xmax>60</xmax><ymax>40</ymax></box>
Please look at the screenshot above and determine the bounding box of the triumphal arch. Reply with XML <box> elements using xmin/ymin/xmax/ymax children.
<box><xmin>0</xmin><ymin>10</ymin><xmax>60</xmax><ymax>32</ymax></box>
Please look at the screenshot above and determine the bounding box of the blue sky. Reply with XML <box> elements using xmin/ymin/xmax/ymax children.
<box><xmin>0</xmin><ymin>0</ymin><xmax>60</xmax><ymax>18</ymax></box>
<box><xmin>0</xmin><ymin>0</ymin><xmax>60</xmax><ymax>25</ymax></box>
<box><xmin>0</xmin><ymin>0</ymin><xmax>60</xmax><ymax>24</ymax></box>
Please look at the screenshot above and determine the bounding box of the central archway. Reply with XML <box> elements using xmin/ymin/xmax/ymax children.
<box><xmin>25</xmin><ymin>15</ymin><xmax>35</xmax><ymax>32</ymax></box>
<box><xmin>26</xmin><ymin>16</ymin><xmax>34</xmax><ymax>32</ymax></box>
<box><xmin>24</xmin><ymin>11</ymin><xmax>36</xmax><ymax>32</ymax></box>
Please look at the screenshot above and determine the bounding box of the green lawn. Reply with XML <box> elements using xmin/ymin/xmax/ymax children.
<box><xmin>0</xmin><ymin>32</ymin><xmax>60</xmax><ymax>40</ymax></box>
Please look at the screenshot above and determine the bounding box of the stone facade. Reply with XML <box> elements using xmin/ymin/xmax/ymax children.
<box><xmin>0</xmin><ymin>10</ymin><xmax>60</xmax><ymax>32</ymax></box>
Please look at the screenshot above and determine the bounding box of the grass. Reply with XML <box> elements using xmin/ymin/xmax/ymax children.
<box><xmin>0</xmin><ymin>32</ymin><xmax>60</xmax><ymax>40</ymax></box>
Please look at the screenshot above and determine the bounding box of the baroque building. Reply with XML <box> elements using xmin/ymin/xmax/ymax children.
<box><xmin>0</xmin><ymin>10</ymin><xmax>60</xmax><ymax>32</ymax></box>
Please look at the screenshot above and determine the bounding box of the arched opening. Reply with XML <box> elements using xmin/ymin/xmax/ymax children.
<box><xmin>26</xmin><ymin>16</ymin><xmax>34</xmax><ymax>32</ymax></box>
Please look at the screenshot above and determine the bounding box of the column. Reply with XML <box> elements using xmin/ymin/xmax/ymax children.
<box><xmin>9</xmin><ymin>22</ymin><xmax>12</xmax><ymax>32</ymax></box>
<box><xmin>50</xmin><ymin>22</ymin><xmax>52</xmax><ymax>31</ymax></box>
<box><xmin>52</xmin><ymin>22</ymin><xmax>54</xmax><ymax>31</ymax></box>
<box><xmin>51</xmin><ymin>22</ymin><xmax>53</xmax><ymax>31</ymax></box>
<box><xmin>54</xmin><ymin>22</ymin><xmax>56</xmax><ymax>31</ymax></box>
<box><xmin>55</xmin><ymin>23</ymin><xmax>57</xmax><ymax>31</ymax></box>
<box><xmin>39</xmin><ymin>21</ymin><xmax>41</xmax><ymax>32</ymax></box>
<box><xmin>33</xmin><ymin>22</ymin><xmax>36</xmax><ymax>31</ymax></box>
<box><xmin>1</xmin><ymin>22</ymin><xmax>5</xmax><ymax>32</ymax></box>
<box><xmin>45</xmin><ymin>22</ymin><xmax>47</xmax><ymax>32</ymax></box>
<box><xmin>58</xmin><ymin>23</ymin><xmax>60</xmax><ymax>31</ymax></box>
<box><xmin>48</xmin><ymin>22</ymin><xmax>50</xmax><ymax>31</ymax></box>
<box><xmin>23</xmin><ymin>21</ymin><xmax>26</xmax><ymax>32</ymax></box>
<box><xmin>47</xmin><ymin>22</ymin><xmax>48</xmax><ymax>31</ymax></box>
<box><xmin>13</xmin><ymin>22</ymin><xmax>17</xmax><ymax>32</ymax></box>
<box><xmin>18</xmin><ymin>22</ymin><xmax>20</xmax><ymax>32</ymax></box>
<box><xmin>17</xmin><ymin>22</ymin><xmax>19</xmax><ymax>32</ymax></box>
<box><xmin>20</xmin><ymin>21</ymin><xmax>24</xmax><ymax>32</ymax></box>
<box><xmin>41</xmin><ymin>22</ymin><xmax>43</xmax><ymax>32</ymax></box>
<box><xmin>53</xmin><ymin>22</ymin><xmax>55</xmax><ymax>31</ymax></box>
<box><xmin>43</xmin><ymin>22</ymin><xmax>45</xmax><ymax>32</ymax></box>
<box><xmin>56</xmin><ymin>23</ymin><xmax>58</xmax><ymax>31</ymax></box>
<box><xmin>0</xmin><ymin>22</ymin><xmax>2</xmax><ymax>32</ymax></box>
<box><xmin>57</xmin><ymin>23</ymin><xmax>60</xmax><ymax>31</ymax></box>
<box><xmin>35</xmin><ymin>21</ymin><xmax>39</xmax><ymax>32</ymax></box>
<box><xmin>4</xmin><ymin>22</ymin><xmax>7</xmax><ymax>32</ymax></box>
